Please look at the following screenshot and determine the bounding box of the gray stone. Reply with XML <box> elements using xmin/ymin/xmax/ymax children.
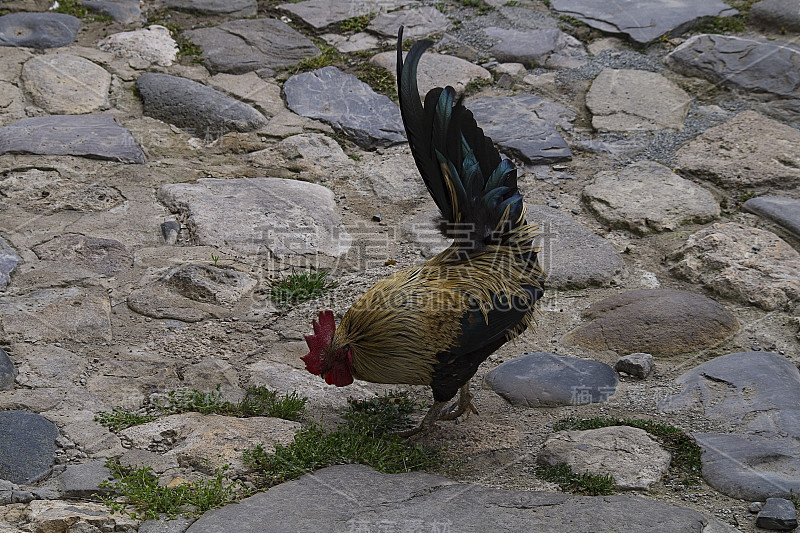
<box><xmin>32</xmin><ymin>234</ymin><xmax>132</xmax><ymax>276</ymax></box>
<box><xmin>136</xmin><ymin>73</ymin><xmax>267</xmax><ymax>138</ymax></box>
<box><xmin>743</xmin><ymin>196</ymin><xmax>800</xmax><ymax>241</ymax></box>
<box><xmin>81</xmin><ymin>0</ymin><xmax>141</xmax><ymax>24</ymax></box>
<box><xmin>537</xmin><ymin>426</ymin><xmax>671</xmax><ymax>490</ymax></box>
<box><xmin>666</xmin><ymin>35</ymin><xmax>800</xmax><ymax>100</ymax></box>
<box><xmin>583</xmin><ymin>161</ymin><xmax>719</xmax><ymax>234</ymax></box>
<box><xmin>528</xmin><ymin>204</ymin><xmax>627</xmax><ymax>289</ymax></box>
<box><xmin>21</xmin><ymin>54</ymin><xmax>111</xmax><ymax>114</ymax></box>
<box><xmin>750</xmin><ymin>502</ymin><xmax>764</xmax><ymax>513</ymax></box>
<box><xmin>0</xmin><ymin>410</ymin><xmax>58</xmax><ymax>484</ymax></box>
<box><xmin>0</xmin><ymin>235</ymin><xmax>19</xmax><ymax>291</ymax></box>
<box><xmin>127</xmin><ymin>284</ymin><xmax>211</xmax><ymax>323</ymax></box>
<box><xmin>370</xmin><ymin>50</ymin><xmax>491</xmax><ymax>97</ymax></box>
<box><xmin>751</xmin><ymin>0</ymin><xmax>800</xmax><ymax>32</ymax></box>
<box><xmin>614</xmin><ymin>353</ymin><xmax>653</xmax><ymax>379</ymax></box>
<box><xmin>165</xmin><ymin>264</ymin><xmax>256</xmax><ymax>306</ymax></box>
<box><xmin>586</xmin><ymin>69</ymin><xmax>690</xmax><ymax>131</ymax></box>
<box><xmin>323</xmin><ymin>32</ymin><xmax>380</xmax><ymax>53</ymax></box>
<box><xmin>692</xmin><ymin>433</ymin><xmax>800</xmax><ymax>500</ymax></box>
<box><xmin>466</xmin><ymin>95</ymin><xmax>574</xmax><ymax>164</ymax></box>
<box><xmin>368</xmin><ymin>6</ymin><xmax>450</xmax><ymax>39</ymax></box>
<box><xmin>161</xmin><ymin>221</ymin><xmax>180</xmax><ymax>244</ymax></box>
<box><xmin>358</xmin><ymin>148</ymin><xmax>428</xmax><ymax>200</ymax></box>
<box><xmin>0</xmin><ymin>288</ymin><xmax>112</xmax><ymax>344</ymax></box>
<box><xmin>0</xmin><ymin>114</ymin><xmax>145</xmax><ymax>163</ymax></box>
<box><xmin>0</xmin><ymin>168</ymin><xmax>125</xmax><ymax>214</ymax></box>
<box><xmin>284</xmin><ymin>67</ymin><xmax>405</xmax><ymax>149</ymax></box>
<box><xmin>659</xmin><ymin>351</ymin><xmax>800</xmax><ymax>438</ymax></box>
<box><xmin>138</xmin><ymin>518</ymin><xmax>195</xmax><ymax>533</ymax></box>
<box><xmin>164</xmin><ymin>0</ymin><xmax>257</xmax><ymax>16</ymax></box>
<box><xmin>59</xmin><ymin>460</ymin><xmax>114</xmax><ymax>499</ymax></box>
<box><xmin>0</xmin><ymin>13</ymin><xmax>81</xmax><ymax>49</ymax></box>
<box><xmin>551</xmin><ymin>0</ymin><xmax>738</xmax><ymax>45</ymax></box>
<box><xmin>565</xmin><ymin>290</ymin><xmax>738</xmax><ymax>356</ymax></box>
<box><xmin>97</xmin><ymin>25</ymin><xmax>178</xmax><ymax>67</ymax></box>
<box><xmin>158</xmin><ymin>178</ymin><xmax>351</xmax><ymax>259</ymax></box>
<box><xmin>485</xmin><ymin>27</ymin><xmax>588</xmax><ymax>69</ymax></box>
<box><xmin>185</xmin><ymin>18</ymin><xmax>319</xmax><ymax>74</ymax></box>
<box><xmin>676</xmin><ymin>111</ymin><xmax>800</xmax><ymax>190</ymax></box>
<box><xmin>669</xmin><ymin>223</ymin><xmax>800</xmax><ymax>311</ymax></box>
<box><xmin>0</xmin><ymin>348</ymin><xmax>15</xmax><ymax>391</ymax></box>
<box><xmin>278</xmin><ymin>0</ymin><xmax>416</xmax><ymax>30</ymax></box>
<box><xmin>186</xmin><ymin>464</ymin><xmax>736</xmax><ymax>533</ymax></box>
<box><xmin>484</xmin><ymin>352</ymin><xmax>618</xmax><ymax>407</ymax></box>
<box><xmin>13</xmin><ymin>344</ymin><xmax>86</xmax><ymax>389</ymax></box>
<box><xmin>26</xmin><ymin>500</ymin><xmax>136</xmax><ymax>533</ymax></box>
<box><xmin>757</xmin><ymin>498</ymin><xmax>798</xmax><ymax>530</ymax></box>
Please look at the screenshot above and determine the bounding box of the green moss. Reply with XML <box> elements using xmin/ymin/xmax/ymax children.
<box><xmin>244</xmin><ymin>393</ymin><xmax>442</xmax><ymax>488</ymax></box>
<box><xmin>157</xmin><ymin>385</ymin><xmax>307</xmax><ymax>421</ymax></box>
<box><xmin>52</xmin><ymin>0</ymin><xmax>112</xmax><ymax>21</ymax></box>
<box><xmin>340</xmin><ymin>14</ymin><xmax>372</xmax><ymax>33</ymax></box>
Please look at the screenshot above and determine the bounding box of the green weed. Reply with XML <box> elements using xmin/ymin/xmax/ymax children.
<box><xmin>94</xmin><ymin>408</ymin><xmax>158</xmax><ymax>432</ymax></box>
<box><xmin>340</xmin><ymin>14</ymin><xmax>372</xmax><ymax>33</ymax></box>
<box><xmin>270</xmin><ymin>270</ymin><xmax>337</xmax><ymax>306</ymax></box>
<box><xmin>534</xmin><ymin>462</ymin><xmax>615</xmax><ymax>495</ymax></box>
<box><xmin>157</xmin><ymin>385</ymin><xmax>307</xmax><ymax>421</ymax></box>
<box><xmin>244</xmin><ymin>393</ymin><xmax>441</xmax><ymax>488</ymax></box>
<box><xmin>52</xmin><ymin>0</ymin><xmax>112</xmax><ymax>21</ymax></box>
<box><xmin>100</xmin><ymin>461</ymin><xmax>239</xmax><ymax>520</ymax></box>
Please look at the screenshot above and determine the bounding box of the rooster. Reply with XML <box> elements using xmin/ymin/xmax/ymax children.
<box><xmin>301</xmin><ymin>28</ymin><xmax>545</xmax><ymax>435</ymax></box>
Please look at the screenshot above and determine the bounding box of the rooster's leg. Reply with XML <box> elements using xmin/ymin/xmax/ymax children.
<box><xmin>438</xmin><ymin>382</ymin><xmax>479</xmax><ymax>421</ymax></box>
<box><xmin>392</xmin><ymin>400</ymin><xmax>447</xmax><ymax>438</ymax></box>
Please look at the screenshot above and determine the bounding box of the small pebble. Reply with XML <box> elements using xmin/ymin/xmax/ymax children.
<box><xmin>749</xmin><ymin>502</ymin><xmax>763</xmax><ymax>513</ymax></box>
<box><xmin>372</xmin><ymin>214</ymin><xmax>382</xmax><ymax>222</ymax></box>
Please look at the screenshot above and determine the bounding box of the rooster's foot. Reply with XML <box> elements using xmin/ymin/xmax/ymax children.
<box><xmin>391</xmin><ymin>400</ymin><xmax>447</xmax><ymax>438</ymax></box>
<box><xmin>438</xmin><ymin>383</ymin><xmax>478</xmax><ymax>422</ymax></box>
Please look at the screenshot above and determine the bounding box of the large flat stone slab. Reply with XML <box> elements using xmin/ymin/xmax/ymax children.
<box><xmin>485</xmin><ymin>27</ymin><xmax>588</xmax><ymax>69</ymax></box>
<box><xmin>21</xmin><ymin>54</ymin><xmax>110</xmax><ymax>114</ymax></box>
<box><xmin>32</xmin><ymin>233</ymin><xmax>132</xmax><ymax>276</ymax></box>
<box><xmin>165</xmin><ymin>0</ymin><xmax>257</xmax><ymax>16</ymax></box>
<box><xmin>283</xmin><ymin>66</ymin><xmax>405</xmax><ymax>149</ymax></box>
<box><xmin>370</xmin><ymin>50</ymin><xmax>491</xmax><ymax>97</ymax></box>
<box><xmin>666</xmin><ymin>34</ymin><xmax>800</xmax><ymax>100</ymax></box>
<box><xmin>0</xmin><ymin>236</ymin><xmax>19</xmax><ymax>291</ymax></box>
<box><xmin>466</xmin><ymin>95</ymin><xmax>574</xmax><ymax>164</ymax></box>
<box><xmin>669</xmin><ymin>222</ymin><xmax>800</xmax><ymax>311</ymax></box>
<box><xmin>186</xmin><ymin>464</ymin><xmax>736</xmax><ymax>533</ymax></box>
<box><xmin>551</xmin><ymin>0</ymin><xmax>738</xmax><ymax>45</ymax></box>
<box><xmin>82</xmin><ymin>0</ymin><xmax>141</xmax><ymax>24</ymax></box>
<box><xmin>586</xmin><ymin>69</ymin><xmax>691</xmax><ymax>131</ymax></box>
<box><xmin>743</xmin><ymin>196</ymin><xmax>800</xmax><ymax>240</ymax></box>
<box><xmin>0</xmin><ymin>114</ymin><xmax>145</xmax><ymax>163</ymax></box>
<box><xmin>279</xmin><ymin>0</ymin><xmax>416</xmax><ymax>30</ymax></box>
<box><xmin>583</xmin><ymin>161</ymin><xmax>719</xmax><ymax>234</ymax></box>
<box><xmin>565</xmin><ymin>289</ymin><xmax>738</xmax><ymax>356</ymax></box>
<box><xmin>0</xmin><ymin>410</ymin><xmax>58</xmax><ymax>484</ymax></box>
<box><xmin>484</xmin><ymin>352</ymin><xmax>618</xmax><ymax>407</ymax></box>
<box><xmin>185</xmin><ymin>18</ymin><xmax>320</xmax><ymax>74</ymax></box>
<box><xmin>692</xmin><ymin>432</ymin><xmax>800</xmax><ymax>501</ymax></box>
<box><xmin>751</xmin><ymin>0</ymin><xmax>800</xmax><ymax>32</ymax></box>
<box><xmin>0</xmin><ymin>12</ymin><xmax>81</xmax><ymax>49</ymax></box>
<box><xmin>368</xmin><ymin>6</ymin><xmax>450</xmax><ymax>39</ymax></box>
<box><xmin>537</xmin><ymin>426</ymin><xmax>671</xmax><ymax>490</ymax></box>
<box><xmin>158</xmin><ymin>178</ymin><xmax>351</xmax><ymax>259</ymax></box>
<box><xmin>528</xmin><ymin>205</ymin><xmax>627</xmax><ymax>288</ymax></box>
<box><xmin>676</xmin><ymin>110</ymin><xmax>800</xmax><ymax>190</ymax></box>
<box><xmin>136</xmin><ymin>73</ymin><xmax>267</xmax><ymax>138</ymax></box>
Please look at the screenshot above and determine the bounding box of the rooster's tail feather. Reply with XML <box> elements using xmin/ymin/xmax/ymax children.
<box><xmin>397</xmin><ymin>27</ymin><xmax>525</xmax><ymax>254</ymax></box>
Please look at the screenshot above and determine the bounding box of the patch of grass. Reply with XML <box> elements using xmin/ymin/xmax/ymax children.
<box><xmin>535</xmin><ymin>462</ymin><xmax>615</xmax><ymax>495</ymax></box>
<box><xmin>553</xmin><ymin>417</ymin><xmax>703</xmax><ymax>485</ymax></box>
<box><xmin>52</xmin><ymin>0</ymin><xmax>112</xmax><ymax>21</ymax></box>
<box><xmin>355</xmin><ymin>62</ymin><xmax>397</xmax><ymax>98</ymax></box>
<box><xmin>340</xmin><ymin>14</ymin><xmax>372</xmax><ymax>33</ymax></box>
<box><xmin>504</xmin><ymin>0</ymin><xmax>521</xmax><ymax>6</ymax></box>
<box><xmin>95</xmin><ymin>408</ymin><xmax>158</xmax><ymax>432</ymax></box>
<box><xmin>463</xmin><ymin>77</ymin><xmax>493</xmax><ymax>95</ymax></box>
<box><xmin>558</xmin><ymin>14</ymin><xmax>587</xmax><ymax>27</ymax></box>
<box><xmin>461</xmin><ymin>0</ymin><xmax>495</xmax><ymax>14</ymax></box>
<box><xmin>295</xmin><ymin>43</ymin><xmax>341</xmax><ymax>73</ymax></box>
<box><xmin>157</xmin><ymin>385</ymin><xmax>307</xmax><ymax>421</ymax></box>
<box><xmin>100</xmin><ymin>461</ymin><xmax>239</xmax><ymax>520</ymax></box>
<box><xmin>244</xmin><ymin>392</ymin><xmax>441</xmax><ymax>488</ymax></box>
<box><xmin>270</xmin><ymin>270</ymin><xmax>337</xmax><ymax>306</ymax></box>
<box><xmin>435</xmin><ymin>2</ymin><xmax>447</xmax><ymax>13</ymax></box>
<box><xmin>694</xmin><ymin>0</ymin><xmax>758</xmax><ymax>34</ymax></box>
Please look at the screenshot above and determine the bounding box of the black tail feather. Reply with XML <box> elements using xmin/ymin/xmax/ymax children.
<box><xmin>396</xmin><ymin>27</ymin><xmax>524</xmax><ymax>254</ymax></box>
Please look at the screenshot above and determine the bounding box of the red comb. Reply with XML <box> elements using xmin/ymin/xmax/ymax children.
<box><xmin>301</xmin><ymin>310</ymin><xmax>336</xmax><ymax>375</ymax></box>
